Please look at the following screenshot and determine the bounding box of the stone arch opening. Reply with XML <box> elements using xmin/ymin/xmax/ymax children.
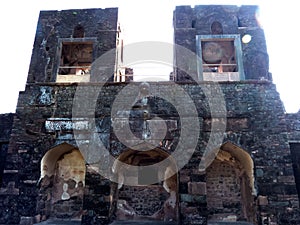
<box><xmin>211</xmin><ymin>21</ymin><xmax>223</xmax><ymax>34</ymax></box>
<box><xmin>73</xmin><ymin>24</ymin><xmax>85</xmax><ymax>38</ymax></box>
<box><xmin>206</xmin><ymin>142</ymin><xmax>256</xmax><ymax>223</ymax></box>
<box><xmin>112</xmin><ymin>146</ymin><xmax>179</xmax><ymax>223</ymax></box>
<box><xmin>37</xmin><ymin>143</ymin><xmax>86</xmax><ymax>222</ymax></box>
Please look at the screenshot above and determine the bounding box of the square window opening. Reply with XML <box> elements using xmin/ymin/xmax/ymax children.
<box><xmin>197</xmin><ymin>35</ymin><xmax>244</xmax><ymax>81</ymax></box>
<box><xmin>58</xmin><ymin>42</ymin><xmax>93</xmax><ymax>76</ymax></box>
<box><xmin>201</xmin><ymin>40</ymin><xmax>237</xmax><ymax>73</ymax></box>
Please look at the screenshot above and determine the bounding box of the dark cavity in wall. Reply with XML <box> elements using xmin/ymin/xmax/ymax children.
<box><xmin>290</xmin><ymin>143</ymin><xmax>300</xmax><ymax>206</ymax></box>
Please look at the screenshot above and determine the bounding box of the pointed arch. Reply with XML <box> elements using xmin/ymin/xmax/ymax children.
<box><xmin>220</xmin><ymin>142</ymin><xmax>255</xmax><ymax>193</ymax></box>
<box><xmin>211</xmin><ymin>21</ymin><xmax>223</xmax><ymax>34</ymax></box>
<box><xmin>111</xmin><ymin>144</ymin><xmax>179</xmax><ymax>222</ymax></box>
<box><xmin>38</xmin><ymin>143</ymin><xmax>86</xmax><ymax>221</ymax></box>
<box><xmin>40</xmin><ymin>142</ymin><xmax>82</xmax><ymax>178</ymax></box>
<box><xmin>73</xmin><ymin>24</ymin><xmax>85</xmax><ymax>38</ymax></box>
<box><xmin>206</xmin><ymin>142</ymin><xmax>256</xmax><ymax>223</ymax></box>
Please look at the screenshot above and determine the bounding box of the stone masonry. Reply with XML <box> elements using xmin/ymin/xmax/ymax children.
<box><xmin>0</xmin><ymin>5</ymin><xmax>300</xmax><ymax>225</ymax></box>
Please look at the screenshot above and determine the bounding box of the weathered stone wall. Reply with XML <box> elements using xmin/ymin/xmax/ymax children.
<box><xmin>2</xmin><ymin>4</ymin><xmax>299</xmax><ymax>225</ymax></box>
<box><xmin>0</xmin><ymin>113</ymin><xmax>16</xmax><ymax>224</ymax></box>
<box><xmin>286</xmin><ymin>111</ymin><xmax>300</xmax><ymax>142</ymax></box>
<box><xmin>0</xmin><ymin>113</ymin><xmax>14</xmax><ymax>142</ymax></box>
<box><xmin>0</xmin><ymin>113</ymin><xmax>14</xmax><ymax>185</ymax></box>
<box><xmin>118</xmin><ymin>185</ymin><xmax>169</xmax><ymax>216</ymax></box>
<box><xmin>27</xmin><ymin>8</ymin><xmax>118</xmax><ymax>83</ymax></box>
<box><xmin>285</xmin><ymin>111</ymin><xmax>300</xmax><ymax>216</ymax></box>
<box><xmin>173</xmin><ymin>5</ymin><xmax>271</xmax><ymax>81</ymax></box>
<box><xmin>206</xmin><ymin>160</ymin><xmax>242</xmax><ymax>219</ymax></box>
<box><xmin>1</xmin><ymin>81</ymin><xmax>299</xmax><ymax>224</ymax></box>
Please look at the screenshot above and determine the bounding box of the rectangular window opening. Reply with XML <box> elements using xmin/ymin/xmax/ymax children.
<box><xmin>201</xmin><ymin>40</ymin><xmax>237</xmax><ymax>73</ymax></box>
<box><xmin>56</xmin><ymin>40</ymin><xmax>94</xmax><ymax>83</ymax></box>
<box><xmin>59</xmin><ymin>42</ymin><xmax>93</xmax><ymax>76</ymax></box>
<box><xmin>197</xmin><ymin>35</ymin><xmax>244</xmax><ymax>81</ymax></box>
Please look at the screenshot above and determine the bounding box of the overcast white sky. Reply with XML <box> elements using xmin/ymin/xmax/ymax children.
<box><xmin>0</xmin><ymin>0</ymin><xmax>299</xmax><ymax>113</ymax></box>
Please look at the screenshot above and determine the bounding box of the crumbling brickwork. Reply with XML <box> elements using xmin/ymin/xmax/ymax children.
<box><xmin>173</xmin><ymin>5</ymin><xmax>271</xmax><ymax>82</ymax></box>
<box><xmin>0</xmin><ymin>4</ymin><xmax>299</xmax><ymax>225</ymax></box>
<box><xmin>27</xmin><ymin>8</ymin><xmax>118</xmax><ymax>83</ymax></box>
<box><xmin>1</xmin><ymin>81</ymin><xmax>299</xmax><ymax>224</ymax></box>
<box><xmin>0</xmin><ymin>113</ymin><xmax>14</xmax><ymax>186</ymax></box>
<box><xmin>286</xmin><ymin>111</ymin><xmax>300</xmax><ymax>213</ymax></box>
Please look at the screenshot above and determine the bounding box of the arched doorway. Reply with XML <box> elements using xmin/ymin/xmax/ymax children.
<box><xmin>206</xmin><ymin>142</ymin><xmax>256</xmax><ymax>223</ymax></box>
<box><xmin>37</xmin><ymin>143</ymin><xmax>86</xmax><ymax>222</ymax></box>
<box><xmin>111</xmin><ymin>145</ymin><xmax>179</xmax><ymax>223</ymax></box>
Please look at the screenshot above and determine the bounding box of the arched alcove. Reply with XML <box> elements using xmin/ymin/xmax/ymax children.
<box><xmin>73</xmin><ymin>24</ymin><xmax>85</xmax><ymax>38</ymax></box>
<box><xmin>206</xmin><ymin>142</ymin><xmax>256</xmax><ymax>223</ymax></box>
<box><xmin>37</xmin><ymin>143</ymin><xmax>86</xmax><ymax>221</ymax></box>
<box><xmin>111</xmin><ymin>145</ymin><xmax>179</xmax><ymax>223</ymax></box>
<box><xmin>211</xmin><ymin>21</ymin><xmax>223</xmax><ymax>34</ymax></box>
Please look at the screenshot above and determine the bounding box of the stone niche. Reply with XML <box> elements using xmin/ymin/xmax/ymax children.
<box><xmin>206</xmin><ymin>142</ymin><xmax>256</xmax><ymax>223</ymax></box>
<box><xmin>36</xmin><ymin>143</ymin><xmax>86</xmax><ymax>222</ymax></box>
<box><xmin>111</xmin><ymin>146</ymin><xmax>179</xmax><ymax>222</ymax></box>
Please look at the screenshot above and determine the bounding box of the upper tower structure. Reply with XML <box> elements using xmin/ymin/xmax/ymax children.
<box><xmin>27</xmin><ymin>8</ymin><xmax>121</xmax><ymax>83</ymax></box>
<box><xmin>173</xmin><ymin>5</ymin><xmax>271</xmax><ymax>82</ymax></box>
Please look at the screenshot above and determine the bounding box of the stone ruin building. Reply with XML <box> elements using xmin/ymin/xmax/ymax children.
<box><xmin>0</xmin><ymin>4</ymin><xmax>300</xmax><ymax>225</ymax></box>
